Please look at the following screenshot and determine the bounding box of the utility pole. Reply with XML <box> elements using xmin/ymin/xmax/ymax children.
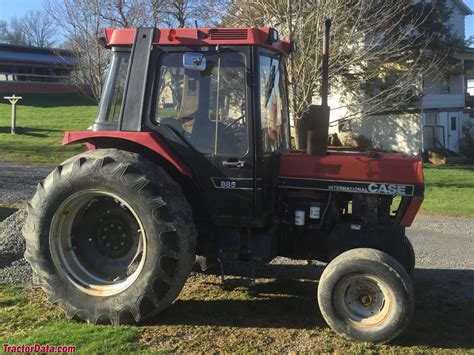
<box><xmin>3</xmin><ymin>94</ymin><xmax>22</xmax><ymax>135</ymax></box>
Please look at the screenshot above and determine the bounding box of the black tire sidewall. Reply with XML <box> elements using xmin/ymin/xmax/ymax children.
<box><xmin>24</xmin><ymin>149</ymin><xmax>196</xmax><ymax>323</ymax></box>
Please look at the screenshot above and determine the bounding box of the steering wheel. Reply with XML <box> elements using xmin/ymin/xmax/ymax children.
<box><xmin>223</xmin><ymin>115</ymin><xmax>245</xmax><ymax>132</ymax></box>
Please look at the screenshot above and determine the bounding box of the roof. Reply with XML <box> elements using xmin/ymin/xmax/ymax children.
<box><xmin>452</xmin><ymin>0</ymin><xmax>472</xmax><ymax>15</ymax></box>
<box><xmin>104</xmin><ymin>27</ymin><xmax>291</xmax><ymax>55</ymax></box>
<box><xmin>0</xmin><ymin>44</ymin><xmax>78</xmax><ymax>66</ymax></box>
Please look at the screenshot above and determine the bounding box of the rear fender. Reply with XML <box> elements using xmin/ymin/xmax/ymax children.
<box><xmin>63</xmin><ymin>131</ymin><xmax>192</xmax><ymax>177</ymax></box>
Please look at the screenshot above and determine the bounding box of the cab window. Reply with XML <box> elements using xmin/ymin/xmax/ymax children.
<box><xmin>154</xmin><ymin>51</ymin><xmax>248</xmax><ymax>157</ymax></box>
<box><xmin>259</xmin><ymin>53</ymin><xmax>289</xmax><ymax>153</ymax></box>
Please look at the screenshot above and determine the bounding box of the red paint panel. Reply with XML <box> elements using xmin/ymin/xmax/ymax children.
<box><xmin>280</xmin><ymin>151</ymin><xmax>424</xmax><ymax>185</ymax></box>
<box><xmin>63</xmin><ymin>131</ymin><xmax>192</xmax><ymax>177</ymax></box>
<box><xmin>400</xmin><ymin>197</ymin><xmax>424</xmax><ymax>226</ymax></box>
<box><xmin>104</xmin><ymin>27</ymin><xmax>291</xmax><ymax>55</ymax></box>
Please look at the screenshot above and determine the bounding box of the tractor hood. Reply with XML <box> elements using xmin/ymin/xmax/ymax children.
<box><xmin>279</xmin><ymin>150</ymin><xmax>424</xmax><ymax>195</ymax></box>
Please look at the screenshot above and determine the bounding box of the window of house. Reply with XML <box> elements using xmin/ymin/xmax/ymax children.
<box><xmin>424</xmin><ymin>112</ymin><xmax>437</xmax><ymax>125</ymax></box>
<box><xmin>441</xmin><ymin>78</ymin><xmax>450</xmax><ymax>93</ymax></box>
<box><xmin>451</xmin><ymin>116</ymin><xmax>457</xmax><ymax>131</ymax></box>
<box><xmin>467</xmin><ymin>79</ymin><xmax>474</xmax><ymax>96</ymax></box>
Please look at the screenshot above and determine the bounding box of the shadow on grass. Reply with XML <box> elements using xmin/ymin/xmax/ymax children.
<box><xmin>144</xmin><ymin>265</ymin><xmax>474</xmax><ymax>349</ymax></box>
<box><xmin>0</xmin><ymin>94</ymin><xmax>97</xmax><ymax>108</ymax></box>
<box><xmin>0</xmin><ymin>126</ymin><xmax>62</xmax><ymax>137</ymax></box>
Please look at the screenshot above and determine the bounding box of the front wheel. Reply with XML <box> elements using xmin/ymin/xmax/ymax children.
<box><xmin>399</xmin><ymin>236</ymin><xmax>415</xmax><ymax>274</ymax></box>
<box><xmin>317</xmin><ymin>248</ymin><xmax>415</xmax><ymax>343</ymax></box>
<box><xmin>23</xmin><ymin>149</ymin><xmax>196</xmax><ymax>325</ymax></box>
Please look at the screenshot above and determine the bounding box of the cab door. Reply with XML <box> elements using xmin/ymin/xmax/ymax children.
<box><xmin>255</xmin><ymin>48</ymin><xmax>291</xmax><ymax>224</ymax></box>
<box><xmin>151</xmin><ymin>48</ymin><xmax>255</xmax><ymax>226</ymax></box>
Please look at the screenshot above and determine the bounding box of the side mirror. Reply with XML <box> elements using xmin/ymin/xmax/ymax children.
<box><xmin>183</xmin><ymin>52</ymin><xmax>207</xmax><ymax>71</ymax></box>
<box><xmin>289</xmin><ymin>41</ymin><xmax>298</xmax><ymax>54</ymax></box>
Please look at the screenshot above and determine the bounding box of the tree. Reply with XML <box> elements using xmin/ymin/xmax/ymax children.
<box><xmin>45</xmin><ymin>0</ymin><xmax>112</xmax><ymax>101</ymax></box>
<box><xmin>223</xmin><ymin>0</ymin><xmax>463</xmax><ymax>148</ymax></box>
<box><xmin>22</xmin><ymin>10</ymin><xmax>57</xmax><ymax>47</ymax></box>
<box><xmin>45</xmin><ymin>0</ymin><xmax>226</xmax><ymax>101</ymax></box>
<box><xmin>0</xmin><ymin>10</ymin><xmax>57</xmax><ymax>47</ymax></box>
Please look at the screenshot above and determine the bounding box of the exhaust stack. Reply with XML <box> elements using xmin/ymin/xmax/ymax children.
<box><xmin>306</xmin><ymin>19</ymin><xmax>331</xmax><ymax>155</ymax></box>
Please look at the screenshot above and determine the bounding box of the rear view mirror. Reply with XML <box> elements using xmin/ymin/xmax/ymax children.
<box><xmin>183</xmin><ymin>52</ymin><xmax>206</xmax><ymax>71</ymax></box>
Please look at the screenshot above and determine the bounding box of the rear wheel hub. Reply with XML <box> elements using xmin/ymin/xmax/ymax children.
<box><xmin>50</xmin><ymin>190</ymin><xmax>147</xmax><ymax>296</ymax></box>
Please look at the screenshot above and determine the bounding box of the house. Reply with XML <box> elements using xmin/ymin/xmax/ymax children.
<box><xmin>327</xmin><ymin>0</ymin><xmax>474</xmax><ymax>157</ymax></box>
<box><xmin>0</xmin><ymin>44</ymin><xmax>80</xmax><ymax>94</ymax></box>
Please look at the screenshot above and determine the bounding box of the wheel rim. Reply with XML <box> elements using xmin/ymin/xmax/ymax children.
<box><xmin>333</xmin><ymin>274</ymin><xmax>394</xmax><ymax>329</ymax></box>
<box><xmin>50</xmin><ymin>190</ymin><xmax>147</xmax><ymax>297</ymax></box>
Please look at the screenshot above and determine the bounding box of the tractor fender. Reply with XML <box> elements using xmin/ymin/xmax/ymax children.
<box><xmin>63</xmin><ymin>130</ymin><xmax>192</xmax><ymax>177</ymax></box>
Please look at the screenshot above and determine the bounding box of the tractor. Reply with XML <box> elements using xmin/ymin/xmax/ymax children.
<box><xmin>23</xmin><ymin>22</ymin><xmax>423</xmax><ymax>344</ymax></box>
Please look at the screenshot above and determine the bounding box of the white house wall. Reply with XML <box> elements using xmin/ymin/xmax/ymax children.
<box><xmin>349</xmin><ymin>113</ymin><xmax>423</xmax><ymax>155</ymax></box>
<box><xmin>422</xmin><ymin>93</ymin><xmax>465</xmax><ymax>109</ymax></box>
<box><xmin>448</xmin><ymin>0</ymin><xmax>467</xmax><ymax>37</ymax></box>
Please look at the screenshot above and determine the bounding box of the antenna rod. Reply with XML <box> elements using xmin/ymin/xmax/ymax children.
<box><xmin>321</xmin><ymin>19</ymin><xmax>331</xmax><ymax>107</ymax></box>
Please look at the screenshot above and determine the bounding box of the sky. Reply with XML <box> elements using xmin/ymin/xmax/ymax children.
<box><xmin>2</xmin><ymin>0</ymin><xmax>474</xmax><ymax>40</ymax></box>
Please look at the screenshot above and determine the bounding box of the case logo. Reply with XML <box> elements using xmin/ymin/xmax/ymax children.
<box><xmin>367</xmin><ymin>183</ymin><xmax>407</xmax><ymax>195</ymax></box>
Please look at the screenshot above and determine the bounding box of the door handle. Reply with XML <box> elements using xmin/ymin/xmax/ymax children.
<box><xmin>222</xmin><ymin>160</ymin><xmax>245</xmax><ymax>168</ymax></box>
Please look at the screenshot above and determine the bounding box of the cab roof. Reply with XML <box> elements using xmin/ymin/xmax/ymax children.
<box><xmin>103</xmin><ymin>27</ymin><xmax>291</xmax><ymax>55</ymax></box>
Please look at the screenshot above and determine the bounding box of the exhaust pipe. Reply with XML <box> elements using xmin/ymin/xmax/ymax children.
<box><xmin>306</xmin><ymin>19</ymin><xmax>331</xmax><ymax>155</ymax></box>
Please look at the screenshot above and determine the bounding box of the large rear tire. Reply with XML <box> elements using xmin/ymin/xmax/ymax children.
<box><xmin>317</xmin><ymin>248</ymin><xmax>414</xmax><ymax>343</ymax></box>
<box><xmin>23</xmin><ymin>149</ymin><xmax>196</xmax><ymax>325</ymax></box>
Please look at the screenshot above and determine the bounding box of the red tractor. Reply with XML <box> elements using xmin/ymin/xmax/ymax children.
<box><xmin>23</xmin><ymin>22</ymin><xmax>423</xmax><ymax>343</ymax></box>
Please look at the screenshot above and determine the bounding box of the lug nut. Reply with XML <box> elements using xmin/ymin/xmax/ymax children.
<box><xmin>118</xmin><ymin>226</ymin><xmax>122</xmax><ymax>230</ymax></box>
<box><xmin>106</xmin><ymin>243</ymin><xmax>111</xmax><ymax>247</ymax></box>
<box><xmin>120</xmin><ymin>242</ymin><xmax>125</xmax><ymax>246</ymax></box>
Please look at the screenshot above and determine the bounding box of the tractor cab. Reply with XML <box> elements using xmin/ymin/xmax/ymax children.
<box><xmin>90</xmin><ymin>27</ymin><xmax>293</xmax><ymax>226</ymax></box>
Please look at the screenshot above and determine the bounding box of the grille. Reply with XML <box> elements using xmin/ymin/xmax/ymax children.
<box><xmin>208</xmin><ymin>28</ymin><xmax>248</xmax><ymax>40</ymax></box>
<box><xmin>315</xmin><ymin>164</ymin><xmax>341</xmax><ymax>175</ymax></box>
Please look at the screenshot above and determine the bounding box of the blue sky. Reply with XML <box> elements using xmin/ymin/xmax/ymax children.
<box><xmin>2</xmin><ymin>0</ymin><xmax>474</xmax><ymax>40</ymax></box>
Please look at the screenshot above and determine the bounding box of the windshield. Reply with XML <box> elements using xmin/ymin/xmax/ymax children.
<box><xmin>96</xmin><ymin>50</ymin><xmax>130</xmax><ymax>124</ymax></box>
<box><xmin>259</xmin><ymin>52</ymin><xmax>290</xmax><ymax>153</ymax></box>
<box><xmin>154</xmin><ymin>51</ymin><xmax>248</xmax><ymax>157</ymax></box>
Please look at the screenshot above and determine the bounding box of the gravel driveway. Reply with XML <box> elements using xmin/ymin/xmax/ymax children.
<box><xmin>0</xmin><ymin>160</ymin><xmax>52</xmax><ymax>205</ymax></box>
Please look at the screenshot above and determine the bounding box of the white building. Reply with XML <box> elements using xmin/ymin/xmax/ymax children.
<box><xmin>327</xmin><ymin>0</ymin><xmax>473</xmax><ymax>157</ymax></box>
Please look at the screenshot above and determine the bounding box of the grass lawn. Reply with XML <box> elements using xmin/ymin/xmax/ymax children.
<box><xmin>421</xmin><ymin>164</ymin><xmax>474</xmax><ymax>217</ymax></box>
<box><xmin>0</xmin><ymin>94</ymin><xmax>96</xmax><ymax>165</ymax></box>
<box><xmin>1</xmin><ymin>274</ymin><xmax>472</xmax><ymax>353</ymax></box>
<box><xmin>0</xmin><ymin>284</ymin><xmax>141</xmax><ymax>352</ymax></box>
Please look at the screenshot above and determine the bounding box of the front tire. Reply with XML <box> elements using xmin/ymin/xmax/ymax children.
<box><xmin>399</xmin><ymin>236</ymin><xmax>415</xmax><ymax>274</ymax></box>
<box><xmin>23</xmin><ymin>149</ymin><xmax>196</xmax><ymax>325</ymax></box>
<box><xmin>317</xmin><ymin>248</ymin><xmax>415</xmax><ymax>343</ymax></box>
